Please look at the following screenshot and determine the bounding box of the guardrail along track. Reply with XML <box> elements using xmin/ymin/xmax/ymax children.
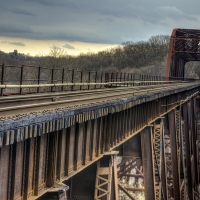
<box><xmin>0</xmin><ymin>63</ymin><xmax>195</xmax><ymax>95</ymax></box>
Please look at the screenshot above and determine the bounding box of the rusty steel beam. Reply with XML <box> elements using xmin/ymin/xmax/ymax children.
<box><xmin>190</xmin><ymin>99</ymin><xmax>198</xmax><ymax>188</ymax></box>
<box><xmin>196</xmin><ymin>99</ymin><xmax>200</xmax><ymax>185</ymax></box>
<box><xmin>94</xmin><ymin>152</ymin><xmax>118</xmax><ymax>200</ymax></box>
<box><xmin>0</xmin><ymin>85</ymin><xmax>199</xmax><ymax>199</ymax></box>
<box><xmin>183</xmin><ymin>103</ymin><xmax>193</xmax><ymax>199</ymax></box>
<box><xmin>117</xmin><ymin>157</ymin><xmax>144</xmax><ymax>199</ymax></box>
<box><xmin>168</xmin><ymin>110</ymin><xmax>181</xmax><ymax>199</ymax></box>
<box><xmin>140</xmin><ymin>127</ymin><xmax>155</xmax><ymax>200</ymax></box>
<box><xmin>152</xmin><ymin>121</ymin><xmax>163</xmax><ymax>199</ymax></box>
<box><xmin>160</xmin><ymin>119</ymin><xmax>168</xmax><ymax>200</ymax></box>
<box><xmin>166</xmin><ymin>28</ymin><xmax>200</xmax><ymax>78</ymax></box>
<box><xmin>118</xmin><ymin>184</ymin><xmax>136</xmax><ymax>200</ymax></box>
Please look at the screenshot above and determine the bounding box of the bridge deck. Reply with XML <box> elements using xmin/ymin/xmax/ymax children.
<box><xmin>0</xmin><ymin>81</ymin><xmax>200</xmax><ymax>199</ymax></box>
<box><xmin>0</xmin><ymin>81</ymin><xmax>197</xmax><ymax>119</ymax></box>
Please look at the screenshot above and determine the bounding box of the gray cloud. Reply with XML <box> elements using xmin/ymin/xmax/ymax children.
<box><xmin>9</xmin><ymin>42</ymin><xmax>26</xmax><ymax>46</ymax></box>
<box><xmin>12</xmin><ymin>8</ymin><xmax>36</xmax><ymax>16</ymax></box>
<box><xmin>0</xmin><ymin>23</ymin><xmax>33</xmax><ymax>34</ymax></box>
<box><xmin>63</xmin><ymin>43</ymin><xmax>75</xmax><ymax>50</ymax></box>
<box><xmin>157</xmin><ymin>6</ymin><xmax>198</xmax><ymax>21</ymax></box>
<box><xmin>1</xmin><ymin>41</ymin><xmax>26</xmax><ymax>46</ymax></box>
<box><xmin>23</xmin><ymin>0</ymin><xmax>62</xmax><ymax>6</ymax></box>
<box><xmin>25</xmin><ymin>0</ymin><xmax>78</xmax><ymax>8</ymax></box>
<box><xmin>0</xmin><ymin>0</ymin><xmax>200</xmax><ymax>44</ymax></box>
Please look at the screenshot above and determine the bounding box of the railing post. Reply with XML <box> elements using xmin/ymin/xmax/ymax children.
<box><xmin>80</xmin><ymin>70</ymin><xmax>83</xmax><ymax>90</ymax></box>
<box><xmin>110</xmin><ymin>72</ymin><xmax>112</xmax><ymax>83</ymax></box>
<box><xmin>1</xmin><ymin>64</ymin><xmax>5</xmax><ymax>96</ymax></box>
<box><xmin>116</xmin><ymin>72</ymin><xmax>118</xmax><ymax>82</ymax></box>
<box><xmin>51</xmin><ymin>68</ymin><xmax>54</xmax><ymax>92</ymax></box>
<box><xmin>37</xmin><ymin>66</ymin><xmax>41</xmax><ymax>93</ymax></box>
<box><xmin>71</xmin><ymin>69</ymin><xmax>74</xmax><ymax>91</ymax></box>
<box><xmin>139</xmin><ymin>74</ymin><xmax>142</xmax><ymax>86</ymax></box>
<box><xmin>100</xmin><ymin>71</ymin><xmax>103</xmax><ymax>89</ymax></box>
<box><xmin>20</xmin><ymin>65</ymin><xmax>24</xmax><ymax>95</ymax></box>
<box><xmin>88</xmin><ymin>71</ymin><xmax>91</xmax><ymax>90</ymax></box>
<box><xmin>116</xmin><ymin>72</ymin><xmax>118</xmax><ymax>87</ymax></box>
<box><xmin>142</xmin><ymin>74</ymin><xmax>144</xmax><ymax>86</ymax></box>
<box><xmin>150</xmin><ymin>75</ymin><xmax>152</xmax><ymax>85</ymax></box>
<box><xmin>120</xmin><ymin>72</ymin><xmax>122</xmax><ymax>83</ymax></box>
<box><xmin>105</xmin><ymin>72</ymin><xmax>109</xmax><ymax>83</ymax></box>
<box><xmin>127</xmin><ymin>73</ymin><xmax>129</xmax><ymax>86</ymax></box>
<box><xmin>131</xmin><ymin>74</ymin><xmax>133</xmax><ymax>86</ymax></box>
<box><xmin>94</xmin><ymin>71</ymin><xmax>97</xmax><ymax>89</ymax></box>
<box><xmin>61</xmin><ymin>68</ymin><xmax>64</xmax><ymax>91</ymax></box>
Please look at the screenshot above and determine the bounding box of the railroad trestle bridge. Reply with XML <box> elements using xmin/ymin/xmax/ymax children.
<box><xmin>1</xmin><ymin>28</ymin><xmax>200</xmax><ymax>200</ymax></box>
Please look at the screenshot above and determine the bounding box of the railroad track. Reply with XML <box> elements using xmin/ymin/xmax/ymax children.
<box><xmin>0</xmin><ymin>82</ymin><xmax>190</xmax><ymax>106</ymax></box>
<box><xmin>0</xmin><ymin>82</ymin><xmax>199</xmax><ymax>119</ymax></box>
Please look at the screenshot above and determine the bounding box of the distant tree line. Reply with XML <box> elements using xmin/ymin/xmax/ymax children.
<box><xmin>1</xmin><ymin>34</ymin><xmax>198</xmax><ymax>80</ymax></box>
<box><xmin>39</xmin><ymin>35</ymin><xmax>170</xmax><ymax>75</ymax></box>
<box><xmin>0</xmin><ymin>35</ymin><xmax>169</xmax><ymax>74</ymax></box>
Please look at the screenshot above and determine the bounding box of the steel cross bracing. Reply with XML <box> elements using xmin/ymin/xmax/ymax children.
<box><xmin>94</xmin><ymin>152</ymin><xmax>118</xmax><ymax>200</ymax></box>
<box><xmin>0</xmin><ymin>81</ymin><xmax>200</xmax><ymax>199</ymax></box>
<box><xmin>152</xmin><ymin>121</ymin><xmax>163</xmax><ymax>200</ymax></box>
<box><xmin>181</xmin><ymin>119</ymin><xmax>189</xmax><ymax>200</ymax></box>
<box><xmin>117</xmin><ymin>157</ymin><xmax>144</xmax><ymax>200</ymax></box>
<box><xmin>166</xmin><ymin>28</ymin><xmax>200</xmax><ymax>79</ymax></box>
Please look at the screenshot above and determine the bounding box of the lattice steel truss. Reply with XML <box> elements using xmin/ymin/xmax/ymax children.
<box><xmin>166</xmin><ymin>28</ymin><xmax>200</xmax><ymax>78</ymax></box>
<box><xmin>164</xmin><ymin>124</ymin><xmax>173</xmax><ymax>199</ymax></box>
<box><xmin>94</xmin><ymin>152</ymin><xmax>118</xmax><ymax>200</ymax></box>
<box><xmin>152</xmin><ymin>122</ymin><xmax>163</xmax><ymax>200</ymax></box>
<box><xmin>180</xmin><ymin>120</ymin><xmax>189</xmax><ymax>200</ymax></box>
<box><xmin>94</xmin><ymin>161</ymin><xmax>112</xmax><ymax>200</ymax></box>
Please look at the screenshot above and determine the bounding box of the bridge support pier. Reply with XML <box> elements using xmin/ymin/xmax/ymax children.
<box><xmin>94</xmin><ymin>151</ymin><xmax>118</xmax><ymax>200</ymax></box>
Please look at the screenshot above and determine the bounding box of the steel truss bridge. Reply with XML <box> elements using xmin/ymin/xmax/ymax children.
<box><xmin>0</xmin><ymin>29</ymin><xmax>200</xmax><ymax>200</ymax></box>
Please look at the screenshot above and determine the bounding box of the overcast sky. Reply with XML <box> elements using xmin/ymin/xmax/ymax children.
<box><xmin>0</xmin><ymin>0</ymin><xmax>200</xmax><ymax>55</ymax></box>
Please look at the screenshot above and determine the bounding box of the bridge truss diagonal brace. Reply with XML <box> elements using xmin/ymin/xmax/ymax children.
<box><xmin>152</xmin><ymin>119</ymin><xmax>166</xmax><ymax>200</ymax></box>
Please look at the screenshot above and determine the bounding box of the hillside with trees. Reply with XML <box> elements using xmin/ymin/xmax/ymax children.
<box><xmin>1</xmin><ymin>34</ymin><xmax>198</xmax><ymax>78</ymax></box>
<box><xmin>0</xmin><ymin>35</ymin><xmax>170</xmax><ymax>76</ymax></box>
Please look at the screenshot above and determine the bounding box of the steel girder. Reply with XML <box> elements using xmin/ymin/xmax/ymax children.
<box><xmin>0</xmin><ymin>88</ymin><xmax>200</xmax><ymax>199</ymax></box>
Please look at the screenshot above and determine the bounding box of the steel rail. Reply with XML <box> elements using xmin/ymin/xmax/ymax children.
<box><xmin>0</xmin><ymin>80</ymin><xmax>183</xmax><ymax>89</ymax></box>
<box><xmin>0</xmin><ymin>82</ymin><xmax>199</xmax><ymax>118</ymax></box>
<box><xmin>0</xmin><ymin>82</ymin><xmax>188</xmax><ymax>105</ymax></box>
<box><xmin>0</xmin><ymin>82</ymin><xmax>191</xmax><ymax>107</ymax></box>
